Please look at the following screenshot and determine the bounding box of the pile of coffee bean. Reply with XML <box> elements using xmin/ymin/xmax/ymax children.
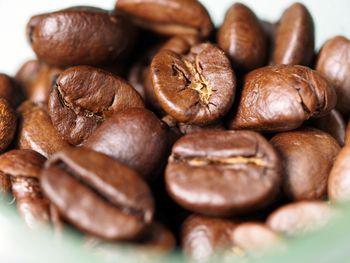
<box><xmin>0</xmin><ymin>0</ymin><xmax>350</xmax><ymax>261</ymax></box>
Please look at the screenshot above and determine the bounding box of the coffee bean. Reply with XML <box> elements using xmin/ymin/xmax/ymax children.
<box><xmin>316</xmin><ymin>36</ymin><xmax>350</xmax><ymax>116</ymax></box>
<box><xmin>40</xmin><ymin>147</ymin><xmax>154</xmax><ymax>240</ymax></box>
<box><xmin>84</xmin><ymin>108</ymin><xmax>169</xmax><ymax>180</ymax></box>
<box><xmin>0</xmin><ymin>73</ymin><xmax>21</xmax><ymax>107</ymax></box>
<box><xmin>48</xmin><ymin>66</ymin><xmax>144</xmax><ymax>145</ymax></box>
<box><xmin>151</xmin><ymin>43</ymin><xmax>236</xmax><ymax>124</ymax></box>
<box><xmin>271</xmin><ymin>128</ymin><xmax>340</xmax><ymax>201</ymax></box>
<box><xmin>217</xmin><ymin>3</ymin><xmax>267</xmax><ymax>72</ymax></box>
<box><xmin>0</xmin><ymin>149</ymin><xmax>50</xmax><ymax>228</ymax></box>
<box><xmin>266</xmin><ymin>201</ymin><xmax>334</xmax><ymax>236</ymax></box>
<box><xmin>328</xmin><ymin>146</ymin><xmax>350</xmax><ymax>203</ymax></box>
<box><xmin>17</xmin><ymin>101</ymin><xmax>69</xmax><ymax>158</ymax></box>
<box><xmin>165</xmin><ymin>130</ymin><xmax>281</xmax><ymax>216</ymax></box>
<box><xmin>228</xmin><ymin>65</ymin><xmax>337</xmax><ymax>132</ymax></box>
<box><xmin>273</xmin><ymin>3</ymin><xmax>314</xmax><ymax>66</ymax></box>
<box><xmin>116</xmin><ymin>0</ymin><xmax>214</xmax><ymax>38</ymax></box>
<box><xmin>0</xmin><ymin>98</ymin><xmax>17</xmax><ymax>152</ymax></box>
<box><xmin>307</xmin><ymin>109</ymin><xmax>346</xmax><ymax>146</ymax></box>
<box><xmin>27</xmin><ymin>7</ymin><xmax>137</xmax><ymax>66</ymax></box>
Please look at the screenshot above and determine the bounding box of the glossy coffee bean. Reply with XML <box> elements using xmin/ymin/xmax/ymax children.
<box><xmin>328</xmin><ymin>146</ymin><xmax>350</xmax><ymax>203</ymax></box>
<box><xmin>217</xmin><ymin>3</ymin><xmax>267</xmax><ymax>72</ymax></box>
<box><xmin>316</xmin><ymin>36</ymin><xmax>350</xmax><ymax>115</ymax></box>
<box><xmin>307</xmin><ymin>109</ymin><xmax>346</xmax><ymax>146</ymax></box>
<box><xmin>0</xmin><ymin>150</ymin><xmax>50</xmax><ymax>228</ymax></box>
<box><xmin>0</xmin><ymin>98</ymin><xmax>17</xmax><ymax>152</ymax></box>
<box><xmin>0</xmin><ymin>73</ymin><xmax>20</xmax><ymax>107</ymax></box>
<box><xmin>17</xmin><ymin>101</ymin><xmax>69</xmax><ymax>158</ymax></box>
<box><xmin>271</xmin><ymin>129</ymin><xmax>340</xmax><ymax>201</ymax></box>
<box><xmin>16</xmin><ymin>60</ymin><xmax>62</xmax><ymax>103</ymax></box>
<box><xmin>181</xmin><ymin>215</ymin><xmax>236</xmax><ymax>262</ymax></box>
<box><xmin>40</xmin><ymin>147</ymin><xmax>154</xmax><ymax>240</ymax></box>
<box><xmin>84</xmin><ymin>108</ymin><xmax>169</xmax><ymax>180</ymax></box>
<box><xmin>266</xmin><ymin>201</ymin><xmax>334</xmax><ymax>236</ymax></box>
<box><xmin>151</xmin><ymin>43</ymin><xmax>236</xmax><ymax>124</ymax></box>
<box><xmin>166</xmin><ymin>130</ymin><xmax>281</xmax><ymax>216</ymax></box>
<box><xmin>27</xmin><ymin>7</ymin><xmax>136</xmax><ymax>67</ymax></box>
<box><xmin>273</xmin><ymin>3</ymin><xmax>314</xmax><ymax>66</ymax></box>
<box><xmin>229</xmin><ymin>65</ymin><xmax>337</xmax><ymax>132</ymax></box>
<box><xmin>48</xmin><ymin>66</ymin><xmax>144</xmax><ymax>145</ymax></box>
<box><xmin>116</xmin><ymin>0</ymin><xmax>214</xmax><ymax>38</ymax></box>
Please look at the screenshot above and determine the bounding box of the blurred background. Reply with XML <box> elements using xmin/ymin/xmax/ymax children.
<box><xmin>0</xmin><ymin>0</ymin><xmax>349</xmax><ymax>75</ymax></box>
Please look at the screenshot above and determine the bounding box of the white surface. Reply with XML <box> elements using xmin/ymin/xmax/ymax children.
<box><xmin>0</xmin><ymin>0</ymin><xmax>349</xmax><ymax>75</ymax></box>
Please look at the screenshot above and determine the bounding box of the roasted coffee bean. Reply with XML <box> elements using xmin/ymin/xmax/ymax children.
<box><xmin>316</xmin><ymin>36</ymin><xmax>350</xmax><ymax>116</ymax></box>
<box><xmin>0</xmin><ymin>73</ymin><xmax>20</xmax><ymax>107</ymax></box>
<box><xmin>48</xmin><ymin>66</ymin><xmax>144</xmax><ymax>145</ymax></box>
<box><xmin>40</xmin><ymin>147</ymin><xmax>154</xmax><ymax>240</ymax></box>
<box><xmin>27</xmin><ymin>7</ymin><xmax>137</xmax><ymax>67</ymax></box>
<box><xmin>165</xmin><ymin>130</ymin><xmax>281</xmax><ymax>216</ymax></box>
<box><xmin>273</xmin><ymin>3</ymin><xmax>314</xmax><ymax>66</ymax></box>
<box><xmin>151</xmin><ymin>43</ymin><xmax>236</xmax><ymax>124</ymax></box>
<box><xmin>271</xmin><ymin>129</ymin><xmax>340</xmax><ymax>201</ymax></box>
<box><xmin>116</xmin><ymin>0</ymin><xmax>213</xmax><ymax>38</ymax></box>
<box><xmin>217</xmin><ymin>3</ymin><xmax>267</xmax><ymax>72</ymax></box>
<box><xmin>84</xmin><ymin>108</ymin><xmax>169</xmax><ymax>180</ymax></box>
<box><xmin>0</xmin><ymin>98</ymin><xmax>17</xmax><ymax>152</ymax></box>
<box><xmin>182</xmin><ymin>215</ymin><xmax>236</xmax><ymax>262</ymax></box>
<box><xmin>16</xmin><ymin>60</ymin><xmax>62</xmax><ymax>103</ymax></box>
<box><xmin>266</xmin><ymin>201</ymin><xmax>334</xmax><ymax>236</ymax></box>
<box><xmin>328</xmin><ymin>146</ymin><xmax>350</xmax><ymax>203</ymax></box>
<box><xmin>0</xmin><ymin>150</ymin><xmax>50</xmax><ymax>228</ymax></box>
<box><xmin>229</xmin><ymin>65</ymin><xmax>337</xmax><ymax>132</ymax></box>
<box><xmin>307</xmin><ymin>109</ymin><xmax>346</xmax><ymax>146</ymax></box>
<box><xmin>17</xmin><ymin>101</ymin><xmax>69</xmax><ymax>158</ymax></box>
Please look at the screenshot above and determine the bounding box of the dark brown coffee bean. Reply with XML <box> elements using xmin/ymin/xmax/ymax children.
<box><xmin>0</xmin><ymin>149</ymin><xmax>50</xmax><ymax>228</ymax></box>
<box><xmin>266</xmin><ymin>201</ymin><xmax>333</xmax><ymax>236</ymax></box>
<box><xmin>48</xmin><ymin>66</ymin><xmax>144</xmax><ymax>145</ymax></box>
<box><xmin>273</xmin><ymin>3</ymin><xmax>314</xmax><ymax>66</ymax></box>
<box><xmin>40</xmin><ymin>147</ymin><xmax>154</xmax><ymax>240</ymax></box>
<box><xmin>16</xmin><ymin>60</ymin><xmax>62</xmax><ymax>103</ymax></box>
<box><xmin>27</xmin><ymin>7</ymin><xmax>137</xmax><ymax>67</ymax></box>
<box><xmin>328</xmin><ymin>146</ymin><xmax>350</xmax><ymax>203</ymax></box>
<box><xmin>0</xmin><ymin>98</ymin><xmax>17</xmax><ymax>152</ymax></box>
<box><xmin>271</xmin><ymin>129</ymin><xmax>340</xmax><ymax>201</ymax></box>
<box><xmin>316</xmin><ymin>36</ymin><xmax>350</xmax><ymax>116</ymax></box>
<box><xmin>217</xmin><ymin>3</ymin><xmax>267</xmax><ymax>72</ymax></box>
<box><xmin>181</xmin><ymin>215</ymin><xmax>236</xmax><ymax>262</ymax></box>
<box><xmin>0</xmin><ymin>74</ymin><xmax>20</xmax><ymax>107</ymax></box>
<box><xmin>84</xmin><ymin>108</ymin><xmax>169</xmax><ymax>180</ymax></box>
<box><xmin>116</xmin><ymin>0</ymin><xmax>213</xmax><ymax>38</ymax></box>
<box><xmin>17</xmin><ymin>101</ymin><xmax>69</xmax><ymax>158</ymax></box>
<box><xmin>228</xmin><ymin>65</ymin><xmax>337</xmax><ymax>132</ymax></box>
<box><xmin>307</xmin><ymin>109</ymin><xmax>346</xmax><ymax>146</ymax></box>
<box><xmin>151</xmin><ymin>43</ymin><xmax>236</xmax><ymax>124</ymax></box>
<box><xmin>166</xmin><ymin>130</ymin><xmax>281</xmax><ymax>216</ymax></box>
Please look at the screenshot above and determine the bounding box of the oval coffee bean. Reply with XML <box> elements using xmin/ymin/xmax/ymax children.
<box><xmin>328</xmin><ymin>146</ymin><xmax>350</xmax><ymax>203</ymax></box>
<box><xmin>151</xmin><ymin>43</ymin><xmax>236</xmax><ymax>125</ymax></box>
<box><xmin>84</xmin><ymin>108</ymin><xmax>169</xmax><ymax>180</ymax></box>
<box><xmin>165</xmin><ymin>130</ymin><xmax>281</xmax><ymax>216</ymax></box>
<box><xmin>0</xmin><ymin>73</ymin><xmax>19</xmax><ymax>107</ymax></box>
<box><xmin>228</xmin><ymin>65</ymin><xmax>337</xmax><ymax>132</ymax></box>
<box><xmin>116</xmin><ymin>0</ymin><xmax>214</xmax><ymax>38</ymax></box>
<box><xmin>0</xmin><ymin>98</ymin><xmax>17</xmax><ymax>152</ymax></box>
<box><xmin>0</xmin><ymin>149</ymin><xmax>50</xmax><ymax>228</ymax></box>
<box><xmin>17</xmin><ymin>101</ymin><xmax>69</xmax><ymax>158</ymax></box>
<box><xmin>307</xmin><ymin>109</ymin><xmax>346</xmax><ymax>146</ymax></box>
<box><xmin>27</xmin><ymin>7</ymin><xmax>136</xmax><ymax>66</ymax></box>
<box><xmin>316</xmin><ymin>36</ymin><xmax>350</xmax><ymax>116</ymax></box>
<box><xmin>49</xmin><ymin>66</ymin><xmax>144</xmax><ymax>145</ymax></box>
<box><xmin>181</xmin><ymin>215</ymin><xmax>236</xmax><ymax>262</ymax></box>
<box><xmin>266</xmin><ymin>201</ymin><xmax>334</xmax><ymax>236</ymax></box>
<box><xmin>273</xmin><ymin>3</ymin><xmax>314</xmax><ymax>66</ymax></box>
<box><xmin>271</xmin><ymin>129</ymin><xmax>340</xmax><ymax>201</ymax></box>
<box><xmin>217</xmin><ymin>3</ymin><xmax>267</xmax><ymax>72</ymax></box>
<box><xmin>40</xmin><ymin>147</ymin><xmax>154</xmax><ymax>240</ymax></box>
